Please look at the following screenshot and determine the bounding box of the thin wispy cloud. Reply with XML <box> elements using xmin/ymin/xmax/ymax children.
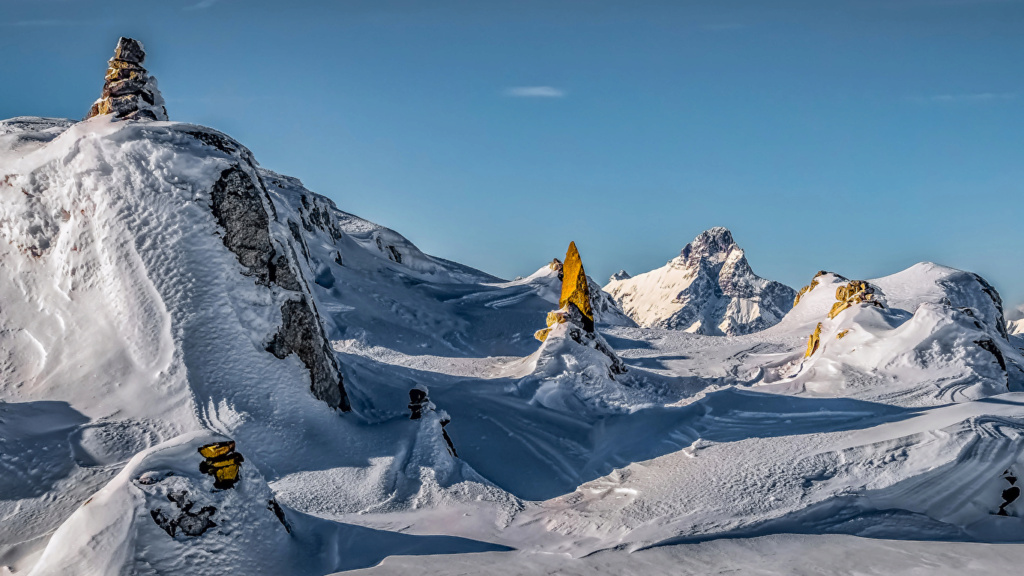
<box><xmin>504</xmin><ymin>86</ymin><xmax>566</xmax><ymax>99</ymax></box>
<box><xmin>703</xmin><ymin>23</ymin><xmax>747</xmax><ymax>31</ymax></box>
<box><xmin>911</xmin><ymin>92</ymin><xmax>1017</xmax><ymax>103</ymax></box>
<box><xmin>185</xmin><ymin>0</ymin><xmax>221</xmax><ymax>10</ymax></box>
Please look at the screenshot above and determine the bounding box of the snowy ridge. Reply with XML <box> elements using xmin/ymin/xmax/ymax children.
<box><xmin>604</xmin><ymin>227</ymin><xmax>796</xmax><ymax>335</ymax></box>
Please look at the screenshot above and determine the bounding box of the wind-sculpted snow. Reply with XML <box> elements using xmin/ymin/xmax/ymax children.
<box><xmin>6</xmin><ymin>115</ymin><xmax>1024</xmax><ymax>574</ymax></box>
<box><xmin>605</xmin><ymin>227</ymin><xmax>796</xmax><ymax>335</ymax></box>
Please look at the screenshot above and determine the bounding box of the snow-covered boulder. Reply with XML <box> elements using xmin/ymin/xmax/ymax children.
<box><xmin>605</xmin><ymin>227</ymin><xmax>796</xmax><ymax>335</ymax></box>
<box><xmin>765</xmin><ymin>263</ymin><xmax>1024</xmax><ymax>404</ymax></box>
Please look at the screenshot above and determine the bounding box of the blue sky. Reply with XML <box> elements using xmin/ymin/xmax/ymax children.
<box><xmin>2</xmin><ymin>0</ymin><xmax>1023</xmax><ymax>306</ymax></box>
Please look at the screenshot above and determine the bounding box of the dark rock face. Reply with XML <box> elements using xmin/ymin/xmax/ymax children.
<box><xmin>86</xmin><ymin>37</ymin><xmax>168</xmax><ymax>121</ymax></box>
<box><xmin>975</xmin><ymin>339</ymin><xmax>1007</xmax><ymax>372</ymax></box>
<box><xmin>267</xmin><ymin>499</ymin><xmax>291</xmax><ymax>533</ymax></box>
<box><xmin>407</xmin><ymin>387</ymin><xmax>458</xmax><ymax>457</ymax></box>
<box><xmin>210</xmin><ymin>166</ymin><xmax>276</xmax><ymax>285</ymax></box>
<box><xmin>208</xmin><ymin>162</ymin><xmax>349</xmax><ymax>411</ymax></box>
<box><xmin>150</xmin><ymin>491</ymin><xmax>217</xmax><ymax>538</ymax></box>
<box><xmin>267</xmin><ymin>298</ymin><xmax>350</xmax><ymax>411</ymax></box>
<box><xmin>409</xmin><ymin>388</ymin><xmax>429</xmax><ymax>420</ymax></box>
<box><xmin>998</xmin><ymin>470</ymin><xmax>1020</xmax><ymax>516</ymax></box>
<box><xmin>971</xmin><ymin>273</ymin><xmax>1010</xmax><ymax>340</ymax></box>
<box><xmin>374</xmin><ymin>233</ymin><xmax>403</xmax><ymax>264</ymax></box>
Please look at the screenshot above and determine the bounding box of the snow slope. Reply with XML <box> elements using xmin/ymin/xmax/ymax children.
<box><xmin>4</xmin><ymin>115</ymin><xmax>1024</xmax><ymax>575</ymax></box>
<box><xmin>604</xmin><ymin>227</ymin><xmax>796</xmax><ymax>335</ymax></box>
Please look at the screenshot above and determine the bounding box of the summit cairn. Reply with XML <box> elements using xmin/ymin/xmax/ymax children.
<box><xmin>86</xmin><ymin>37</ymin><xmax>168</xmax><ymax>121</ymax></box>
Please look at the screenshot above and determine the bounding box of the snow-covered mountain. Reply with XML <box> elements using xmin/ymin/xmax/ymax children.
<box><xmin>5</xmin><ymin>112</ymin><xmax>1024</xmax><ymax>576</ymax></box>
<box><xmin>6</xmin><ymin>39</ymin><xmax>1024</xmax><ymax>576</ymax></box>
<box><xmin>604</xmin><ymin>227</ymin><xmax>796</xmax><ymax>335</ymax></box>
<box><xmin>1009</xmin><ymin>304</ymin><xmax>1024</xmax><ymax>336</ymax></box>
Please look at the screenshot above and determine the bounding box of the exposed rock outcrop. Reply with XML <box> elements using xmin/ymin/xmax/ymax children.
<box><xmin>208</xmin><ymin>162</ymin><xmax>349</xmax><ymax>411</ymax></box>
<box><xmin>605</xmin><ymin>227</ymin><xmax>796</xmax><ymax>335</ymax></box>
<box><xmin>794</xmin><ymin>270</ymin><xmax>844</xmax><ymax>307</ymax></box>
<box><xmin>536</xmin><ymin>242</ymin><xmax>627</xmax><ymax>377</ymax></box>
<box><xmin>828</xmin><ymin>280</ymin><xmax>885</xmax><ymax>319</ymax></box>
<box><xmin>998</xmin><ymin>470</ymin><xmax>1020</xmax><ymax>516</ymax></box>
<box><xmin>150</xmin><ymin>490</ymin><xmax>217</xmax><ymax>538</ymax></box>
<box><xmin>210</xmin><ymin>166</ymin><xmax>277</xmax><ymax>286</ymax></box>
<box><xmin>86</xmin><ymin>37</ymin><xmax>168</xmax><ymax>121</ymax></box>
<box><xmin>407</xmin><ymin>387</ymin><xmax>457</xmax><ymax>457</ymax></box>
<box><xmin>267</xmin><ymin>297</ymin><xmax>350</xmax><ymax>411</ymax></box>
<box><xmin>536</xmin><ymin>241</ymin><xmax>596</xmax><ymax>341</ymax></box>
<box><xmin>805</xmin><ymin>279</ymin><xmax>886</xmax><ymax>357</ymax></box>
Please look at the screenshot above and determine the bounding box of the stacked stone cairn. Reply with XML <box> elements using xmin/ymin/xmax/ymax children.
<box><xmin>198</xmin><ymin>440</ymin><xmax>244</xmax><ymax>489</ymax></box>
<box><xmin>87</xmin><ymin>37</ymin><xmax>168</xmax><ymax>121</ymax></box>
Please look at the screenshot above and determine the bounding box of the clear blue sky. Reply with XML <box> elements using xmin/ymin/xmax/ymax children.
<box><xmin>2</xmin><ymin>1</ymin><xmax>1023</xmax><ymax>307</ymax></box>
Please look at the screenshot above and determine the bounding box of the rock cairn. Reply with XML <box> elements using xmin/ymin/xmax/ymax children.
<box><xmin>198</xmin><ymin>440</ymin><xmax>244</xmax><ymax>489</ymax></box>
<box><xmin>87</xmin><ymin>37</ymin><xmax>168</xmax><ymax>121</ymax></box>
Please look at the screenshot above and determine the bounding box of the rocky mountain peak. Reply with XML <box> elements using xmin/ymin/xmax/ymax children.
<box><xmin>679</xmin><ymin>226</ymin><xmax>737</xmax><ymax>265</ymax></box>
<box><xmin>87</xmin><ymin>37</ymin><xmax>168</xmax><ymax>122</ymax></box>
<box><xmin>610</xmin><ymin>270</ymin><xmax>631</xmax><ymax>282</ymax></box>
<box><xmin>605</xmin><ymin>227</ymin><xmax>796</xmax><ymax>335</ymax></box>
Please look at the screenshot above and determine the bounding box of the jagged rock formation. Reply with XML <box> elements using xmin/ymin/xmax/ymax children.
<box><xmin>610</xmin><ymin>270</ymin><xmax>630</xmax><ymax>282</ymax></box>
<box><xmin>536</xmin><ymin>242</ymin><xmax>627</xmax><ymax>376</ymax></box>
<box><xmin>86</xmin><ymin>37</ymin><xmax>168</xmax><ymax>121</ymax></box>
<box><xmin>266</xmin><ymin>297</ymin><xmax>350</xmax><ymax>410</ymax></box>
<box><xmin>605</xmin><ymin>227</ymin><xmax>796</xmax><ymax>335</ymax></box>
<box><xmin>535</xmin><ymin>242</ymin><xmax>596</xmax><ymax>341</ymax></box>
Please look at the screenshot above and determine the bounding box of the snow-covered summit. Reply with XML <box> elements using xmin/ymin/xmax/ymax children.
<box><xmin>1008</xmin><ymin>304</ymin><xmax>1024</xmax><ymax>336</ymax></box>
<box><xmin>604</xmin><ymin>227</ymin><xmax>796</xmax><ymax>335</ymax></box>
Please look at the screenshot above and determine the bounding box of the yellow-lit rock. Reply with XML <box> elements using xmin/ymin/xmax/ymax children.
<box><xmin>805</xmin><ymin>322</ymin><xmax>822</xmax><ymax>357</ymax></box>
<box><xmin>827</xmin><ymin>280</ymin><xmax>883</xmax><ymax>320</ymax></box>
<box><xmin>560</xmin><ymin>241</ymin><xmax>594</xmax><ymax>325</ymax></box>
<box><xmin>198</xmin><ymin>440</ymin><xmax>244</xmax><ymax>490</ymax></box>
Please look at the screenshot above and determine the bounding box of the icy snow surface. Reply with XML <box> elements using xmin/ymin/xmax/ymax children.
<box><xmin>2</xmin><ymin>116</ymin><xmax>1024</xmax><ymax>574</ymax></box>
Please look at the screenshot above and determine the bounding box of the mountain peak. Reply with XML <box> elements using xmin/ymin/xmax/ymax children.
<box><xmin>679</xmin><ymin>226</ymin><xmax>738</xmax><ymax>265</ymax></box>
<box><xmin>605</xmin><ymin>227</ymin><xmax>795</xmax><ymax>335</ymax></box>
